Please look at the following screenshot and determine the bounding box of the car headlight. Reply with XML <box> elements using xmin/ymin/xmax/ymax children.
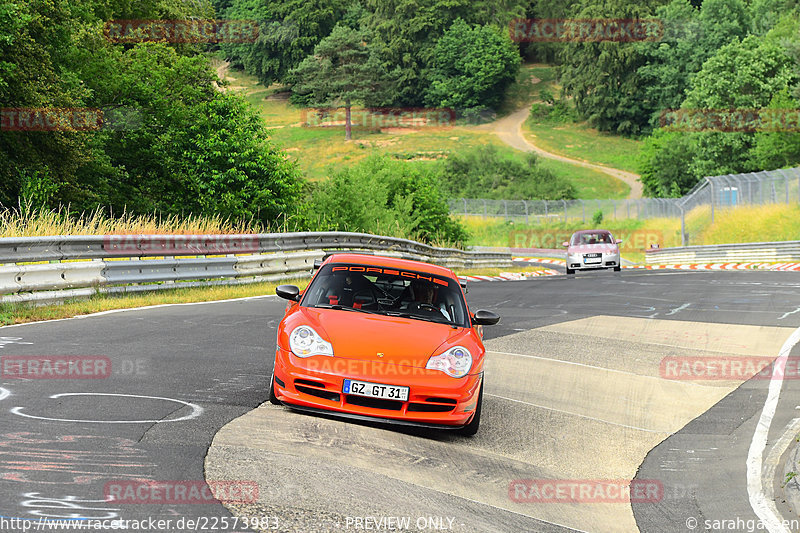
<box><xmin>289</xmin><ymin>326</ymin><xmax>333</xmax><ymax>358</ymax></box>
<box><xmin>426</xmin><ymin>346</ymin><xmax>472</xmax><ymax>378</ymax></box>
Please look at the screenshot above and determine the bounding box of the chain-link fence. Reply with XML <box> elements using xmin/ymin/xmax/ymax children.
<box><xmin>447</xmin><ymin>197</ymin><xmax>683</xmax><ymax>223</ymax></box>
<box><xmin>449</xmin><ymin>167</ymin><xmax>800</xmax><ymax>225</ymax></box>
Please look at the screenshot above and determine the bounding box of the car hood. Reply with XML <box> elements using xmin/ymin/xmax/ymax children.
<box><xmin>568</xmin><ymin>244</ymin><xmax>618</xmax><ymax>254</ymax></box>
<box><xmin>299</xmin><ymin>307</ymin><xmax>466</xmax><ymax>366</ymax></box>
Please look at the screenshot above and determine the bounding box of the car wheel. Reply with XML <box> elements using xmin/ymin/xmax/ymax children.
<box><xmin>613</xmin><ymin>266</ymin><xmax>621</xmax><ymax>272</ymax></box>
<box><xmin>566</xmin><ymin>267</ymin><xmax>575</xmax><ymax>275</ymax></box>
<box><xmin>269</xmin><ymin>372</ymin><xmax>281</xmax><ymax>405</ymax></box>
<box><xmin>458</xmin><ymin>382</ymin><xmax>483</xmax><ymax>436</ymax></box>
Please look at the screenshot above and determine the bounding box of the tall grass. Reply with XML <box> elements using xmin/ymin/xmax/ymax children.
<box><xmin>0</xmin><ymin>204</ymin><xmax>266</xmax><ymax>237</ymax></box>
<box><xmin>458</xmin><ymin>204</ymin><xmax>800</xmax><ymax>250</ymax></box>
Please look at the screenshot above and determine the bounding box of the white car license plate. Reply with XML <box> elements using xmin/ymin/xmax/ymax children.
<box><xmin>584</xmin><ymin>257</ymin><xmax>602</xmax><ymax>264</ymax></box>
<box><xmin>343</xmin><ymin>379</ymin><xmax>409</xmax><ymax>401</ymax></box>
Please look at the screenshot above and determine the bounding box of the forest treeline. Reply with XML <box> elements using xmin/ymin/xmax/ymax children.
<box><xmin>1</xmin><ymin>0</ymin><xmax>799</xmax><ymax>244</ymax></box>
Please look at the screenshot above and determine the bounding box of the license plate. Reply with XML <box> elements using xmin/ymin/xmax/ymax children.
<box><xmin>343</xmin><ymin>379</ymin><xmax>409</xmax><ymax>401</ymax></box>
<box><xmin>584</xmin><ymin>257</ymin><xmax>601</xmax><ymax>264</ymax></box>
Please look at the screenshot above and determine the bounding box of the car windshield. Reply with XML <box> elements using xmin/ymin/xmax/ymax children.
<box><xmin>571</xmin><ymin>232</ymin><xmax>613</xmax><ymax>245</ymax></box>
<box><xmin>301</xmin><ymin>263</ymin><xmax>469</xmax><ymax>327</ymax></box>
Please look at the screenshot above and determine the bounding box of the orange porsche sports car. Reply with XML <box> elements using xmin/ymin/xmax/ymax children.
<box><xmin>269</xmin><ymin>253</ymin><xmax>500</xmax><ymax>435</ymax></box>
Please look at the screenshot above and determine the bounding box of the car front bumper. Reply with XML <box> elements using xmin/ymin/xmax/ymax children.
<box><xmin>567</xmin><ymin>253</ymin><xmax>620</xmax><ymax>270</ymax></box>
<box><xmin>272</xmin><ymin>348</ymin><xmax>482</xmax><ymax>427</ymax></box>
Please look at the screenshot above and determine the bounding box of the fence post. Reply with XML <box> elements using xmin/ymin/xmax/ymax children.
<box><xmin>710</xmin><ymin>180</ymin><xmax>714</xmax><ymax>223</ymax></box>
<box><xmin>612</xmin><ymin>200</ymin><xmax>616</xmax><ymax>219</ymax></box>
<box><xmin>462</xmin><ymin>198</ymin><xmax>467</xmax><ymax>217</ymax></box>
<box><xmin>582</xmin><ymin>201</ymin><xmax>585</xmax><ymax>223</ymax></box>
<box><xmin>678</xmin><ymin>204</ymin><xmax>687</xmax><ymax>246</ymax></box>
<box><xmin>503</xmin><ymin>200</ymin><xmax>508</xmax><ymax>221</ymax></box>
<box><xmin>563</xmin><ymin>200</ymin><xmax>567</xmax><ymax>223</ymax></box>
<box><xmin>482</xmin><ymin>199</ymin><xmax>487</xmax><ymax>219</ymax></box>
<box><xmin>523</xmin><ymin>200</ymin><xmax>529</xmax><ymax>224</ymax></box>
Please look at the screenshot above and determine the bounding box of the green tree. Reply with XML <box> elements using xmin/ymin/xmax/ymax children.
<box><xmin>749</xmin><ymin>89</ymin><xmax>800</xmax><ymax>170</ymax></box>
<box><xmin>1</xmin><ymin>0</ymin><xmax>303</xmax><ymax>223</ymax></box>
<box><xmin>303</xmin><ymin>156</ymin><xmax>467</xmax><ymax>244</ymax></box>
<box><xmin>441</xmin><ymin>145</ymin><xmax>576</xmax><ymax>200</ymax></box>
<box><xmin>291</xmin><ymin>25</ymin><xmax>397</xmax><ymax>140</ymax></box>
<box><xmin>638</xmin><ymin>129</ymin><xmax>700</xmax><ymax>196</ymax></box>
<box><xmin>424</xmin><ymin>19</ymin><xmax>521</xmax><ymax>111</ymax></box>
<box><xmin>221</xmin><ymin>0</ymin><xmax>348</xmax><ymax>86</ymax></box>
<box><xmin>636</xmin><ymin>0</ymin><xmax>753</xmax><ymax>129</ymax></box>
<box><xmin>683</xmin><ymin>35</ymin><xmax>796</xmax><ymax>177</ymax></box>
<box><xmin>557</xmin><ymin>0</ymin><xmax>665</xmax><ymax>135</ymax></box>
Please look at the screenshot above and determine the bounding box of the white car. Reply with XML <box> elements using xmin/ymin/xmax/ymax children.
<box><xmin>563</xmin><ymin>230</ymin><xmax>622</xmax><ymax>275</ymax></box>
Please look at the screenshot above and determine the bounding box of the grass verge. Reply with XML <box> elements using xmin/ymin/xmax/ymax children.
<box><xmin>522</xmin><ymin>120</ymin><xmax>642</xmax><ymax>174</ymax></box>
<box><xmin>0</xmin><ymin>281</ymin><xmax>307</xmax><ymax>327</ymax></box>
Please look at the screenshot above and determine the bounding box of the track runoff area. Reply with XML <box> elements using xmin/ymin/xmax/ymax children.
<box><xmin>0</xmin><ymin>267</ymin><xmax>799</xmax><ymax>532</ymax></box>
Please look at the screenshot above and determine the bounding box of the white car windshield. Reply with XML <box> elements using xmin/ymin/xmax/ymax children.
<box><xmin>572</xmin><ymin>232</ymin><xmax>613</xmax><ymax>245</ymax></box>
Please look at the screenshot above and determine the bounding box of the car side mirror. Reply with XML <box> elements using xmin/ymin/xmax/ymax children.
<box><xmin>276</xmin><ymin>284</ymin><xmax>300</xmax><ymax>302</ymax></box>
<box><xmin>615</xmin><ymin>239</ymin><xmax>623</xmax><ymax>244</ymax></box>
<box><xmin>473</xmin><ymin>310</ymin><xmax>500</xmax><ymax>326</ymax></box>
<box><xmin>562</xmin><ymin>241</ymin><xmax>570</xmax><ymax>247</ymax></box>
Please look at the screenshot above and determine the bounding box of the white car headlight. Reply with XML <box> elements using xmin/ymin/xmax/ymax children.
<box><xmin>289</xmin><ymin>326</ymin><xmax>333</xmax><ymax>358</ymax></box>
<box><xmin>426</xmin><ymin>346</ymin><xmax>473</xmax><ymax>378</ymax></box>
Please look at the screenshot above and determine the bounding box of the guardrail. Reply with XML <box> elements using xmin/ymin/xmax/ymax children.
<box><xmin>645</xmin><ymin>241</ymin><xmax>800</xmax><ymax>265</ymax></box>
<box><xmin>0</xmin><ymin>232</ymin><xmax>511</xmax><ymax>304</ymax></box>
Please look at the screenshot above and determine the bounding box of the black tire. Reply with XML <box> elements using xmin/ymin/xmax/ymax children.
<box><xmin>566</xmin><ymin>267</ymin><xmax>575</xmax><ymax>275</ymax></box>
<box><xmin>268</xmin><ymin>372</ymin><xmax>281</xmax><ymax>405</ymax></box>
<box><xmin>458</xmin><ymin>382</ymin><xmax>483</xmax><ymax>436</ymax></box>
<box><xmin>613</xmin><ymin>266</ymin><xmax>621</xmax><ymax>272</ymax></box>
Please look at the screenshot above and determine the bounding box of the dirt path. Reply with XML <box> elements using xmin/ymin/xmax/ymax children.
<box><xmin>491</xmin><ymin>107</ymin><xmax>643</xmax><ymax>199</ymax></box>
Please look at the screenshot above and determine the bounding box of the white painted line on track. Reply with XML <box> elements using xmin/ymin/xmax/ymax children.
<box><xmin>763</xmin><ymin>417</ymin><xmax>800</xmax><ymax>524</ymax></box>
<box><xmin>747</xmin><ymin>326</ymin><xmax>800</xmax><ymax>532</ymax></box>
<box><xmin>10</xmin><ymin>392</ymin><xmax>203</xmax><ymax>423</ymax></box>
<box><xmin>0</xmin><ymin>387</ymin><xmax>9</xmax><ymax>401</ymax></box>
<box><xmin>666</xmin><ymin>303</ymin><xmax>691</xmax><ymax>316</ymax></box>
<box><xmin>0</xmin><ymin>294</ymin><xmax>278</xmax><ymax>330</ymax></box>
<box><xmin>779</xmin><ymin>307</ymin><xmax>800</xmax><ymax>321</ymax></box>
<box><xmin>487</xmin><ymin>393</ymin><xmax>671</xmax><ymax>434</ymax></box>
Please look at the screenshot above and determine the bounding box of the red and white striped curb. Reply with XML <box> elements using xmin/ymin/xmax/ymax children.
<box><xmin>513</xmin><ymin>257</ymin><xmax>566</xmax><ymax>266</ymax></box>
<box><xmin>459</xmin><ymin>269</ymin><xmax>561</xmax><ymax>282</ymax></box>
<box><xmin>629</xmin><ymin>263</ymin><xmax>800</xmax><ymax>271</ymax></box>
<box><xmin>514</xmin><ymin>257</ymin><xmax>800</xmax><ymax>272</ymax></box>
